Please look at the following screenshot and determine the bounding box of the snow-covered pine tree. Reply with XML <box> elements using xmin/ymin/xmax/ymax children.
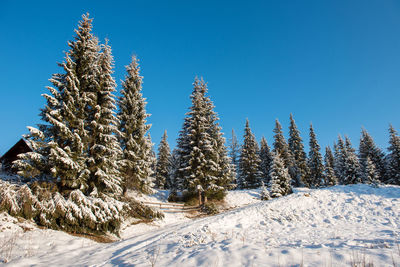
<box><xmin>288</xmin><ymin>114</ymin><xmax>310</xmax><ymax>187</ymax></box>
<box><xmin>259</xmin><ymin>136</ymin><xmax>273</xmax><ymax>185</ymax></box>
<box><xmin>272</xmin><ymin>119</ymin><xmax>295</xmax><ymax>185</ymax></box>
<box><xmin>173</xmin><ymin>78</ymin><xmax>234</xmax><ymax>201</ymax></box>
<box><xmin>15</xmin><ymin>14</ymin><xmax>101</xmax><ymax>193</ymax></box>
<box><xmin>155</xmin><ymin>130</ymin><xmax>171</xmax><ymax>189</ymax></box>
<box><xmin>260</xmin><ymin>181</ymin><xmax>270</xmax><ymax>200</ymax></box>
<box><xmin>308</xmin><ymin>124</ymin><xmax>324</xmax><ymax>187</ymax></box>
<box><xmin>334</xmin><ymin>137</ymin><xmax>345</xmax><ymax>183</ymax></box>
<box><xmin>324</xmin><ymin>146</ymin><xmax>338</xmax><ymax>186</ymax></box>
<box><xmin>341</xmin><ymin>136</ymin><xmax>362</xmax><ymax>184</ymax></box>
<box><xmin>238</xmin><ymin>119</ymin><xmax>262</xmax><ymax>188</ymax></box>
<box><xmin>85</xmin><ymin>40</ymin><xmax>122</xmax><ymax>196</ymax></box>
<box><xmin>269</xmin><ymin>152</ymin><xmax>292</xmax><ymax>198</ymax></box>
<box><xmin>386</xmin><ymin>125</ymin><xmax>400</xmax><ymax>185</ymax></box>
<box><xmin>361</xmin><ymin>156</ymin><xmax>380</xmax><ymax>185</ymax></box>
<box><xmin>168</xmin><ymin>148</ymin><xmax>181</xmax><ymax>194</ymax></box>
<box><xmin>229</xmin><ymin>129</ymin><xmax>240</xmax><ymax>179</ymax></box>
<box><xmin>359</xmin><ymin>128</ymin><xmax>386</xmax><ymax>183</ymax></box>
<box><xmin>118</xmin><ymin>56</ymin><xmax>153</xmax><ymax>194</ymax></box>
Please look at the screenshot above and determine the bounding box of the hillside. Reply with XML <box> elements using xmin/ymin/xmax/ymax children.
<box><xmin>1</xmin><ymin>184</ymin><xmax>399</xmax><ymax>266</ymax></box>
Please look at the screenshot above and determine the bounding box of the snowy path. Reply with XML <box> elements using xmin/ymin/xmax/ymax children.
<box><xmin>3</xmin><ymin>184</ymin><xmax>400</xmax><ymax>266</ymax></box>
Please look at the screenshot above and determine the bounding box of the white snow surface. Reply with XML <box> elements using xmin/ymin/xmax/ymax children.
<box><xmin>1</xmin><ymin>184</ymin><xmax>400</xmax><ymax>266</ymax></box>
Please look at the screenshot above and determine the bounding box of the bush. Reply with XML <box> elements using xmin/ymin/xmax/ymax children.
<box><xmin>201</xmin><ymin>202</ymin><xmax>219</xmax><ymax>215</ymax></box>
<box><xmin>0</xmin><ymin>180</ymin><xmax>162</xmax><ymax>236</ymax></box>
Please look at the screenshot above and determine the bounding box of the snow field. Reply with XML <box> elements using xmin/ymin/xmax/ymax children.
<box><xmin>1</xmin><ymin>184</ymin><xmax>399</xmax><ymax>266</ymax></box>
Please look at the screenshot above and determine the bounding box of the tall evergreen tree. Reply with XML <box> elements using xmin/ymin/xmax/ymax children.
<box><xmin>85</xmin><ymin>41</ymin><xmax>122</xmax><ymax>195</ymax></box>
<box><xmin>269</xmin><ymin>152</ymin><xmax>292</xmax><ymax>198</ymax></box>
<box><xmin>361</xmin><ymin>156</ymin><xmax>380</xmax><ymax>185</ymax></box>
<box><xmin>341</xmin><ymin>136</ymin><xmax>362</xmax><ymax>184</ymax></box>
<box><xmin>229</xmin><ymin>129</ymin><xmax>240</xmax><ymax>176</ymax></box>
<box><xmin>386</xmin><ymin>125</ymin><xmax>400</xmax><ymax>185</ymax></box>
<box><xmin>288</xmin><ymin>114</ymin><xmax>309</xmax><ymax>187</ymax></box>
<box><xmin>308</xmin><ymin>124</ymin><xmax>324</xmax><ymax>187</ymax></box>
<box><xmin>15</xmin><ymin>14</ymin><xmax>105</xmax><ymax>193</ymax></box>
<box><xmin>324</xmin><ymin>146</ymin><xmax>337</xmax><ymax>186</ymax></box>
<box><xmin>272</xmin><ymin>119</ymin><xmax>295</xmax><ymax>184</ymax></box>
<box><xmin>334</xmin><ymin>137</ymin><xmax>345</xmax><ymax>183</ymax></box>
<box><xmin>118</xmin><ymin>56</ymin><xmax>153</xmax><ymax>194</ymax></box>
<box><xmin>155</xmin><ymin>131</ymin><xmax>172</xmax><ymax>189</ymax></box>
<box><xmin>259</xmin><ymin>137</ymin><xmax>273</xmax><ymax>184</ymax></box>
<box><xmin>359</xmin><ymin>129</ymin><xmax>386</xmax><ymax>183</ymax></box>
<box><xmin>174</xmin><ymin>78</ymin><xmax>234</xmax><ymax>201</ymax></box>
<box><xmin>238</xmin><ymin>119</ymin><xmax>262</xmax><ymax>188</ymax></box>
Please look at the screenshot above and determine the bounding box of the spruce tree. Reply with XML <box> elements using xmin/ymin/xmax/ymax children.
<box><xmin>341</xmin><ymin>136</ymin><xmax>362</xmax><ymax>184</ymax></box>
<box><xmin>269</xmin><ymin>152</ymin><xmax>292</xmax><ymax>198</ymax></box>
<box><xmin>229</xmin><ymin>129</ymin><xmax>240</xmax><ymax>177</ymax></box>
<box><xmin>260</xmin><ymin>181</ymin><xmax>270</xmax><ymax>200</ymax></box>
<box><xmin>238</xmin><ymin>119</ymin><xmax>262</xmax><ymax>188</ymax></box>
<box><xmin>359</xmin><ymin>129</ymin><xmax>386</xmax><ymax>183</ymax></box>
<box><xmin>334</xmin><ymin>137</ymin><xmax>346</xmax><ymax>183</ymax></box>
<box><xmin>174</xmin><ymin>78</ymin><xmax>234</xmax><ymax>201</ymax></box>
<box><xmin>155</xmin><ymin>131</ymin><xmax>172</xmax><ymax>189</ymax></box>
<box><xmin>272</xmin><ymin>119</ymin><xmax>295</xmax><ymax>184</ymax></box>
<box><xmin>308</xmin><ymin>124</ymin><xmax>324</xmax><ymax>187</ymax></box>
<box><xmin>259</xmin><ymin>136</ymin><xmax>273</xmax><ymax>184</ymax></box>
<box><xmin>288</xmin><ymin>114</ymin><xmax>310</xmax><ymax>187</ymax></box>
<box><xmin>85</xmin><ymin>41</ymin><xmax>122</xmax><ymax>195</ymax></box>
<box><xmin>362</xmin><ymin>156</ymin><xmax>380</xmax><ymax>185</ymax></box>
<box><xmin>15</xmin><ymin>14</ymin><xmax>102</xmax><ymax>193</ymax></box>
<box><xmin>386</xmin><ymin>125</ymin><xmax>400</xmax><ymax>185</ymax></box>
<box><xmin>324</xmin><ymin>146</ymin><xmax>338</xmax><ymax>186</ymax></box>
<box><xmin>118</xmin><ymin>56</ymin><xmax>153</xmax><ymax>194</ymax></box>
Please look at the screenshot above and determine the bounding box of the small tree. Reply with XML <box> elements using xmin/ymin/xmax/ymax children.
<box><xmin>362</xmin><ymin>156</ymin><xmax>380</xmax><ymax>186</ymax></box>
<box><xmin>154</xmin><ymin>131</ymin><xmax>171</xmax><ymax>189</ymax></box>
<box><xmin>269</xmin><ymin>152</ymin><xmax>292</xmax><ymax>198</ymax></box>
<box><xmin>238</xmin><ymin>119</ymin><xmax>262</xmax><ymax>188</ymax></box>
<box><xmin>229</xmin><ymin>129</ymin><xmax>240</xmax><ymax>181</ymax></box>
<box><xmin>260</xmin><ymin>181</ymin><xmax>270</xmax><ymax>200</ymax></box>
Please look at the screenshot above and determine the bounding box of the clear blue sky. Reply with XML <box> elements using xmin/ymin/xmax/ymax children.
<box><xmin>1</xmin><ymin>0</ymin><xmax>400</xmax><ymax>155</ymax></box>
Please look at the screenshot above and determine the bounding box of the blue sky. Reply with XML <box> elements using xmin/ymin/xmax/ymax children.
<box><xmin>1</xmin><ymin>0</ymin><xmax>400</xmax><ymax>155</ymax></box>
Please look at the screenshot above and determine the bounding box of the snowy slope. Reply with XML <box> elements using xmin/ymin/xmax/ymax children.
<box><xmin>2</xmin><ymin>184</ymin><xmax>400</xmax><ymax>266</ymax></box>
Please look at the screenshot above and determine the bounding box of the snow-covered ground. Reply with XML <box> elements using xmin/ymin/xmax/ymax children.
<box><xmin>1</xmin><ymin>184</ymin><xmax>400</xmax><ymax>266</ymax></box>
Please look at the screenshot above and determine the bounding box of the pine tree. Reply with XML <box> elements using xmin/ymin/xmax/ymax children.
<box><xmin>334</xmin><ymin>136</ymin><xmax>345</xmax><ymax>183</ymax></box>
<box><xmin>168</xmin><ymin>148</ymin><xmax>181</xmax><ymax>193</ymax></box>
<box><xmin>269</xmin><ymin>152</ymin><xmax>292</xmax><ymax>198</ymax></box>
<box><xmin>229</xmin><ymin>129</ymin><xmax>240</xmax><ymax>178</ymax></box>
<box><xmin>155</xmin><ymin>131</ymin><xmax>171</xmax><ymax>189</ymax></box>
<box><xmin>362</xmin><ymin>156</ymin><xmax>380</xmax><ymax>185</ymax></box>
<box><xmin>308</xmin><ymin>124</ymin><xmax>324</xmax><ymax>187</ymax></box>
<box><xmin>174</xmin><ymin>78</ymin><xmax>234</xmax><ymax>201</ymax></box>
<box><xmin>288</xmin><ymin>114</ymin><xmax>310</xmax><ymax>187</ymax></box>
<box><xmin>272</xmin><ymin>119</ymin><xmax>295</xmax><ymax>185</ymax></box>
<box><xmin>118</xmin><ymin>56</ymin><xmax>153</xmax><ymax>194</ymax></box>
<box><xmin>324</xmin><ymin>146</ymin><xmax>337</xmax><ymax>186</ymax></box>
<box><xmin>260</xmin><ymin>181</ymin><xmax>270</xmax><ymax>200</ymax></box>
<box><xmin>85</xmin><ymin>40</ymin><xmax>122</xmax><ymax>195</ymax></box>
<box><xmin>359</xmin><ymin>128</ymin><xmax>386</xmax><ymax>183</ymax></box>
<box><xmin>386</xmin><ymin>125</ymin><xmax>400</xmax><ymax>185</ymax></box>
<box><xmin>15</xmin><ymin>14</ymin><xmax>103</xmax><ymax>193</ymax></box>
<box><xmin>238</xmin><ymin>119</ymin><xmax>262</xmax><ymax>188</ymax></box>
<box><xmin>259</xmin><ymin>136</ymin><xmax>273</xmax><ymax>184</ymax></box>
<box><xmin>341</xmin><ymin>136</ymin><xmax>362</xmax><ymax>184</ymax></box>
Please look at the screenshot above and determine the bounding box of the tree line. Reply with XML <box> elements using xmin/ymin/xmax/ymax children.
<box><xmin>12</xmin><ymin>13</ymin><xmax>400</xmax><ymax>207</ymax></box>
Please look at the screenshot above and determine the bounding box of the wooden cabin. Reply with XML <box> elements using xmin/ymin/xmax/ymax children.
<box><xmin>1</xmin><ymin>138</ymin><xmax>32</xmax><ymax>173</ymax></box>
